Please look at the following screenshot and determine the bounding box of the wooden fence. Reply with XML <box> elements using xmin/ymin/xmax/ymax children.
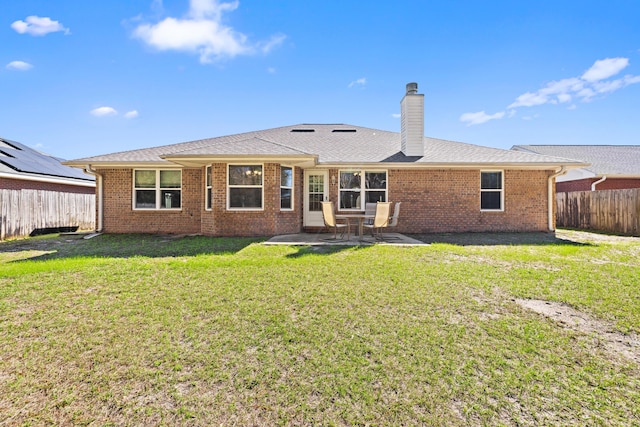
<box><xmin>556</xmin><ymin>189</ymin><xmax>640</xmax><ymax>236</ymax></box>
<box><xmin>0</xmin><ymin>189</ymin><xmax>95</xmax><ymax>240</ymax></box>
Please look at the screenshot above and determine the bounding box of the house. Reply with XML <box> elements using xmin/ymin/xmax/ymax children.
<box><xmin>0</xmin><ymin>136</ymin><xmax>96</xmax><ymax>239</ymax></box>
<box><xmin>511</xmin><ymin>145</ymin><xmax>640</xmax><ymax>193</ymax></box>
<box><xmin>64</xmin><ymin>83</ymin><xmax>587</xmax><ymax>237</ymax></box>
<box><xmin>0</xmin><ymin>137</ymin><xmax>95</xmax><ymax>194</ymax></box>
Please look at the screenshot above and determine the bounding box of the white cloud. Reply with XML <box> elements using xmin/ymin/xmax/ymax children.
<box><xmin>11</xmin><ymin>16</ymin><xmax>69</xmax><ymax>36</ymax></box>
<box><xmin>267</xmin><ymin>67</ymin><xmax>276</xmax><ymax>74</ymax></box>
<box><xmin>258</xmin><ymin>33</ymin><xmax>286</xmax><ymax>54</ymax></box>
<box><xmin>6</xmin><ymin>60</ymin><xmax>33</xmax><ymax>71</ymax></box>
<box><xmin>124</xmin><ymin>110</ymin><xmax>139</xmax><ymax>119</ymax></box>
<box><xmin>459</xmin><ymin>111</ymin><xmax>505</xmax><ymax>126</ymax></box>
<box><xmin>508</xmin><ymin>91</ymin><xmax>549</xmax><ymax>108</ymax></box>
<box><xmin>624</xmin><ymin>74</ymin><xmax>640</xmax><ymax>85</ymax></box>
<box><xmin>508</xmin><ymin>77</ymin><xmax>584</xmax><ymax>108</ymax></box>
<box><xmin>471</xmin><ymin>55</ymin><xmax>640</xmax><ymax>125</ymax></box>
<box><xmin>90</xmin><ymin>106</ymin><xmax>118</xmax><ymax>117</ymax></box>
<box><xmin>581</xmin><ymin>57</ymin><xmax>628</xmax><ymax>82</ymax></box>
<box><xmin>348</xmin><ymin>78</ymin><xmax>366</xmax><ymax>88</ymax></box>
<box><xmin>132</xmin><ymin>0</ymin><xmax>284</xmax><ymax>63</ymax></box>
<box><xmin>391</xmin><ymin>113</ymin><xmax>401</xmax><ymax>119</ymax></box>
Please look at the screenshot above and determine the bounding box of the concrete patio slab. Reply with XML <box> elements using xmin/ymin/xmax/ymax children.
<box><xmin>264</xmin><ymin>232</ymin><xmax>426</xmax><ymax>246</ymax></box>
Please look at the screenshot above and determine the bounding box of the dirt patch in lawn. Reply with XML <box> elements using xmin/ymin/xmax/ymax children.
<box><xmin>516</xmin><ymin>299</ymin><xmax>640</xmax><ymax>365</ymax></box>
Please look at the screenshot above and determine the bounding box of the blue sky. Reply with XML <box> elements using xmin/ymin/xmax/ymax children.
<box><xmin>2</xmin><ymin>0</ymin><xmax>639</xmax><ymax>160</ymax></box>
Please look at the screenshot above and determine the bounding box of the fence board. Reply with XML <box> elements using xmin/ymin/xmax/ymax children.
<box><xmin>556</xmin><ymin>189</ymin><xmax>640</xmax><ymax>236</ymax></box>
<box><xmin>0</xmin><ymin>189</ymin><xmax>95</xmax><ymax>240</ymax></box>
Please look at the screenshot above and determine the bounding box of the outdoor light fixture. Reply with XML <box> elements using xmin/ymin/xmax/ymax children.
<box><xmin>331</xmin><ymin>175</ymin><xmax>336</xmax><ymax>185</ymax></box>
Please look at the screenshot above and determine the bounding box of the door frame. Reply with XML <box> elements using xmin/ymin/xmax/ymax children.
<box><xmin>303</xmin><ymin>169</ymin><xmax>329</xmax><ymax>227</ymax></box>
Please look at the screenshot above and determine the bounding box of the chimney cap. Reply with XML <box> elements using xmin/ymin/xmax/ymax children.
<box><xmin>406</xmin><ymin>82</ymin><xmax>418</xmax><ymax>95</ymax></box>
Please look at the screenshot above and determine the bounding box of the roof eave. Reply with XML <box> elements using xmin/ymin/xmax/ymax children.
<box><xmin>160</xmin><ymin>154</ymin><xmax>318</xmax><ymax>168</ymax></box>
<box><xmin>318</xmin><ymin>161</ymin><xmax>590</xmax><ymax>170</ymax></box>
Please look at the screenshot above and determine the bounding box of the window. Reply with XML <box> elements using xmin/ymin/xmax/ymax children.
<box><xmin>339</xmin><ymin>170</ymin><xmax>387</xmax><ymax>210</ymax></box>
<box><xmin>280</xmin><ymin>166</ymin><xmax>293</xmax><ymax>210</ymax></box>
<box><xmin>228</xmin><ymin>165</ymin><xmax>263</xmax><ymax>209</ymax></box>
<box><xmin>134</xmin><ymin>170</ymin><xmax>181</xmax><ymax>210</ymax></box>
<box><xmin>480</xmin><ymin>171</ymin><xmax>503</xmax><ymax>211</ymax></box>
<box><xmin>205</xmin><ymin>165</ymin><xmax>212</xmax><ymax>210</ymax></box>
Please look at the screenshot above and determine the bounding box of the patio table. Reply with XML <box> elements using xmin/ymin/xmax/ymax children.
<box><xmin>335</xmin><ymin>214</ymin><xmax>375</xmax><ymax>241</ymax></box>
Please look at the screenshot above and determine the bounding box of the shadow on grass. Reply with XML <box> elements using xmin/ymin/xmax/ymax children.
<box><xmin>1</xmin><ymin>233</ymin><xmax>265</xmax><ymax>262</ymax></box>
<box><xmin>284</xmin><ymin>244</ymin><xmax>370</xmax><ymax>258</ymax></box>
<box><xmin>409</xmin><ymin>232</ymin><xmax>593</xmax><ymax>247</ymax></box>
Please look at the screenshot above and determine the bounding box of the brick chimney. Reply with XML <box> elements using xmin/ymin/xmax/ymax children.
<box><xmin>400</xmin><ymin>82</ymin><xmax>424</xmax><ymax>157</ymax></box>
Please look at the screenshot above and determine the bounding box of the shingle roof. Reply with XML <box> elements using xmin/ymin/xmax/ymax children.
<box><xmin>0</xmin><ymin>137</ymin><xmax>95</xmax><ymax>183</ymax></box>
<box><xmin>512</xmin><ymin>145</ymin><xmax>640</xmax><ymax>176</ymax></box>
<box><xmin>66</xmin><ymin>124</ymin><xmax>585</xmax><ymax>167</ymax></box>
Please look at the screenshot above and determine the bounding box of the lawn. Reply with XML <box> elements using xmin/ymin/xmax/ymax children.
<box><xmin>1</xmin><ymin>231</ymin><xmax>639</xmax><ymax>426</ymax></box>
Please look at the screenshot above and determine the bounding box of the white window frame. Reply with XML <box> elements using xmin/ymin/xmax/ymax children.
<box><xmin>227</xmin><ymin>164</ymin><xmax>264</xmax><ymax>211</ymax></box>
<box><xmin>280</xmin><ymin>165</ymin><xmax>294</xmax><ymax>211</ymax></box>
<box><xmin>132</xmin><ymin>169</ymin><xmax>182</xmax><ymax>210</ymax></box>
<box><xmin>480</xmin><ymin>170</ymin><xmax>504</xmax><ymax>212</ymax></box>
<box><xmin>338</xmin><ymin>169</ymin><xmax>388</xmax><ymax>211</ymax></box>
<box><xmin>205</xmin><ymin>165</ymin><xmax>212</xmax><ymax>211</ymax></box>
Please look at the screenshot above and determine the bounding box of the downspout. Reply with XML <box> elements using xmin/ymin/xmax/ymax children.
<box><xmin>591</xmin><ymin>175</ymin><xmax>607</xmax><ymax>191</ymax></box>
<box><xmin>548</xmin><ymin>166</ymin><xmax>567</xmax><ymax>232</ymax></box>
<box><xmin>83</xmin><ymin>165</ymin><xmax>103</xmax><ymax>232</ymax></box>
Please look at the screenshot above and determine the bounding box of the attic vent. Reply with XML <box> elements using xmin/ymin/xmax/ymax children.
<box><xmin>290</xmin><ymin>129</ymin><xmax>315</xmax><ymax>133</ymax></box>
<box><xmin>332</xmin><ymin>129</ymin><xmax>356</xmax><ymax>133</ymax></box>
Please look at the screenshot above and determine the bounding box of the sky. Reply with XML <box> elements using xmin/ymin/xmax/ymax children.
<box><xmin>1</xmin><ymin>0</ymin><xmax>639</xmax><ymax>161</ymax></box>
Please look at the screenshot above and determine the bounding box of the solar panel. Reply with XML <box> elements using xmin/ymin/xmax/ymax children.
<box><xmin>0</xmin><ymin>138</ymin><xmax>94</xmax><ymax>181</ymax></box>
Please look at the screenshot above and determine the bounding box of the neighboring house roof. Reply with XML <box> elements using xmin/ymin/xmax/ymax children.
<box><xmin>512</xmin><ymin>145</ymin><xmax>640</xmax><ymax>179</ymax></box>
<box><xmin>66</xmin><ymin>124</ymin><xmax>586</xmax><ymax>170</ymax></box>
<box><xmin>0</xmin><ymin>136</ymin><xmax>95</xmax><ymax>186</ymax></box>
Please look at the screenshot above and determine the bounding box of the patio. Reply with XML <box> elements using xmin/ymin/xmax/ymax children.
<box><xmin>264</xmin><ymin>232</ymin><xmax>425</xmax><ymax>246</ymax></box>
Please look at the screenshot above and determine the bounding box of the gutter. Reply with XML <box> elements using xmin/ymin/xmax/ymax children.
<box><xmin>83</xmin><ymin>165</ymin><xmax>103</xmax><ymax>232</ymax></box>
<box><xmin>591</xmin><ymin>175</ymin><xmax>607</xmax><ymax>191</ymax></box>
<box><xmin>0</xmin><ymin>171</ymin><xmax>95</xmax><ymax>187</ymax></box>
<box><xmin>548</xmin><ymin>166</ymin><xmax>567</xmax><ymax>232</ymax></box>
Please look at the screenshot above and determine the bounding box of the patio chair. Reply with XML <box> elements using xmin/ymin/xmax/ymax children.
<box><xmin>364</xmin><ymin>202</ymin><xmax>377</xmax><ymax>225</ymax></box>
<box><xmin>321</xmin><ymin>201</ymin><xmax>350</xmax><ymax>240</ymax></box>
<box><xmin>363</xmin><ymin>202</ymin><xmax>391</xmax><ymax>241</ymax></box>
<box><xmin>381</xmin><ymin>202</ymin><xmax>402</xmax><ymax>241</ymax></box>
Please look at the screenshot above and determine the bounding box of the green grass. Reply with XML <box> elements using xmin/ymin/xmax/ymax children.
<box><xmin>1</xmin><ymin>232</ymin><xmax>639</xmax><ymax>425</ymax></box>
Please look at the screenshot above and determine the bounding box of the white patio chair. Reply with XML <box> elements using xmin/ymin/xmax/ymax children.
<box><xmin>321</xmin><ymin>201</ymin><xmax>350</xmax><ymax>240</ymax></box>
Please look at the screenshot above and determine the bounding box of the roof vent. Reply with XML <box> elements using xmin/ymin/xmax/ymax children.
<box><xmin>332</xmin><ymin>129</ymin><xmax>356</xmax><ymax>133</ymax></box>
<box><xmin>290</xmin><ymin>129</ymin><xmax>315</xmax><ymax>133</ymax></box>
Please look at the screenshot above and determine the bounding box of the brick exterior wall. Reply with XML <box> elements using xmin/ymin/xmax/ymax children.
<box><xmin>203</xmin><ymin>163</ymin><xmax>303</xmax><ymax>237</ymax></box>
<box><xmin>305</xmin><ymin>168</ymin><xmax>551</xmax><ymax>233</ymax></box>
<box><xmin>99</xmin><ymin>165</ymin><xmax>553</xmax><ymax>236</ymax></box>
<box><xmin>557</xmin><ymin>178</ymin><xmax>640</xmax><ymax>193</ymax></box>
<box><xmin>99</xmin><ymin>164</ymin><xmax>303</xmax><ymax>237</ymax></box>
<box><xmin>329</xmin><ymin>168</ymin><xmax>550</xmax><ymax>233</ymax></box>
<box><xmin>99</xmin><ymin>168</ymin><xmax>201</xmax><ymax>234</ymax></box>
<box><xmin>0</xmin><ymin>177</ymin><xmax>94</xmax><ymax>194</ymax></box>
